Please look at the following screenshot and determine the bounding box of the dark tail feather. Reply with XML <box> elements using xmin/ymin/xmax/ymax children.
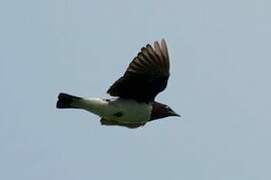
<box><xmin>56</xmin><ymin>93</ymin><xmax>82</xmax><ymax>109</ymax></box>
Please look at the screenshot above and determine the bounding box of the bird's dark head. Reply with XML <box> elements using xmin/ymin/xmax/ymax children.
<box><xmin>150</xmin><ymin>101</ymin><xmax>180</xmax><ymax>120</ymax></box>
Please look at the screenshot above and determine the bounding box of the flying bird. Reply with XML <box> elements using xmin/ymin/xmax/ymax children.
<box><xmin>57</xmin><ymin>39</ymin><xmax>180</xmax><ymax>128</ymax></box>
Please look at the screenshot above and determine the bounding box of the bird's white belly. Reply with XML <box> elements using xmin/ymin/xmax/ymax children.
<box><xmin>103</xmin><ymin>99</ymin><xmax>152</xmax><ymax>123</ymax></box>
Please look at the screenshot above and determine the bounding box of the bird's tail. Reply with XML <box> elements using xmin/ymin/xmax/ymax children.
<box><xmin>56</xmin><ymin>93</ymin><xmax>82</xmax><ymax>109</ymax></box>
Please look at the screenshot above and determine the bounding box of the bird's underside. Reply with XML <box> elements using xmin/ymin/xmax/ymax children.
<box><xmin>100</xmin><ymin>118</ymin><xmax>145</xmax><ymax>128</ymax></box>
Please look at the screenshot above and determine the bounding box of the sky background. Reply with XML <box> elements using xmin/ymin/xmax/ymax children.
<box><xmin>1</xmin><ymin>0</ymin><xmax>271</xmax><ymax>179</ymax></box>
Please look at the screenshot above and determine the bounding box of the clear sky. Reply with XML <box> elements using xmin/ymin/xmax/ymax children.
<box><xmin>1</xmin><ymin>0</ymin><xmax>271</xmax><ymax>179</ymax></box>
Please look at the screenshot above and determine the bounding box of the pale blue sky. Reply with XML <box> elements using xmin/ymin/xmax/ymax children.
<box><xmin>1</xmin><ymin>0</ymin><xmax>271</xmax><ymax>179</ymax></box>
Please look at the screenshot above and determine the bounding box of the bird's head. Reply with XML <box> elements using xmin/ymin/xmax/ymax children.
<box><xmin>150</xmin><ymin>101</ymin><xmax>180</xmax><ymax>120</ymax></box>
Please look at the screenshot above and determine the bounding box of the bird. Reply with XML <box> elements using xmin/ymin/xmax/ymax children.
<box><xmin>56</xmin><ymin>39</ymin><xmax>180</xmax><ymax>128</ymax></box>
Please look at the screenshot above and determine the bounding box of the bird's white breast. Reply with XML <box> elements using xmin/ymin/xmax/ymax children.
<box><xmin>78</xmin><ymin>98</ymin><xmax>152</xmax><ymax>123</ymax></box>
<box><xmin>106</xmin><ymin>99</ymin><xmax>152</xmax><ymax>123</ymax></box>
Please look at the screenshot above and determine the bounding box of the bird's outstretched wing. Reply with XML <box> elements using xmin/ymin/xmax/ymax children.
<box><xmin>107</xmin><ymin>39</ymin><xmax>170</xmax><ymax>103</ymax></box>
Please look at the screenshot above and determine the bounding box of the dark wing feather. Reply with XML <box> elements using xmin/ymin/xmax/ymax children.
<box><xmin>107</xmin><ymin>39</ymin><xmax>170</xmax><ymax>102</ymax></box>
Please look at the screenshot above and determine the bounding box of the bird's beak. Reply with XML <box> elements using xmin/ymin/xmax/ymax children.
<box><xmin>170</xmin><ymin>111</ymin><xmax>181</xmax><ymax>117</ymax></box>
